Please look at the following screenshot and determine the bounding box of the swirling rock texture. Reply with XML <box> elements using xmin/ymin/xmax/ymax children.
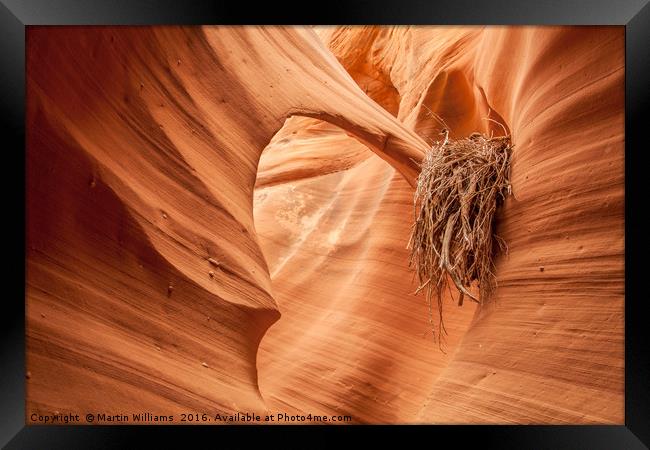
<box><xmin>26</xmin><ymin>25</ymin><xmax>623</xmax><ymax>424</ymax></box>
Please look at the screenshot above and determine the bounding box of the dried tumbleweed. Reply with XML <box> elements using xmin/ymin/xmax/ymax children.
<box><xmin>408</xmin><ymin>131</ymin><xmax>512</xmax><ymax>345</ymax></box>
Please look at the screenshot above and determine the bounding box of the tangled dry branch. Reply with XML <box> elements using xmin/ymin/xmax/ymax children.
<box><xmin>408</xmin><ymin>131</ymin><xmax>512</xmax><ymax>345</ymax></box>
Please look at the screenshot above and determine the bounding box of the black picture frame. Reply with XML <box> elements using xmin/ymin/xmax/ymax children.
<box><xmin>2</xmin><ymin>0</ymin><xmax>648</xmax><ymax>448</ymax></box>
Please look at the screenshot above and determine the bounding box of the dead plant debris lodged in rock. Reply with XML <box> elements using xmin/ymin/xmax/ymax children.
<box><xmin>408</xmin><ymin>131</ymin><xmax>512</xmax><ymax>345</ymax></box>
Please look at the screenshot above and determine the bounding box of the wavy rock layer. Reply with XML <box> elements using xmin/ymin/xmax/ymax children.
<box><xmin>25</xmin><ymin>26</ymin><xmax>428</xmax><ymax>422</ymax></box>
<box><xmin>26</xmin><ymin>26</ymin><xmax>623</xmax><ymax>424</ymax></box>
<box><xmin>255</xmin><ymin>26</ymin><xmax>624</xmax><ymax>424</ymax></box>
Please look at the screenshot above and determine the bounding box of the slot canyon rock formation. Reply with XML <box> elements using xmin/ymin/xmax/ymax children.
<box><xmin>26</xmin><ymin>25</ymin><xmax>624</xmax><ymax>424</ymax></box>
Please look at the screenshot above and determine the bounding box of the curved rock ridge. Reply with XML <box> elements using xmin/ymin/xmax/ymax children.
<box><xmin>26</xmin><ymin>25</ymin><xmax>624</xmax><ymax>424</ymax></box>
<box><xmin>26</xmin><ymin>26</ymin><xmax>429</xmax><ymax>421</ymax></box>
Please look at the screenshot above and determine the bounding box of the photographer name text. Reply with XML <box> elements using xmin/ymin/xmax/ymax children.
<box><xmin>30</xmin><ymin>411</ymin><xmax>352</xmax><ymax>424</ymax></box>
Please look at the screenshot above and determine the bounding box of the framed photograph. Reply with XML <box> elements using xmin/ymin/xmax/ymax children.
<box><xmin>2</xmin><ymin>0</ymin><xmax>648</xmax><ymax>447</ymax></box>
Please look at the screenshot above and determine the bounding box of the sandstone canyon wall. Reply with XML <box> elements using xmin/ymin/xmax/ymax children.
<box><xmin>26</xmin><ymin>25</ymin><xmax>624</xmax><ymax>424</ymax></box>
